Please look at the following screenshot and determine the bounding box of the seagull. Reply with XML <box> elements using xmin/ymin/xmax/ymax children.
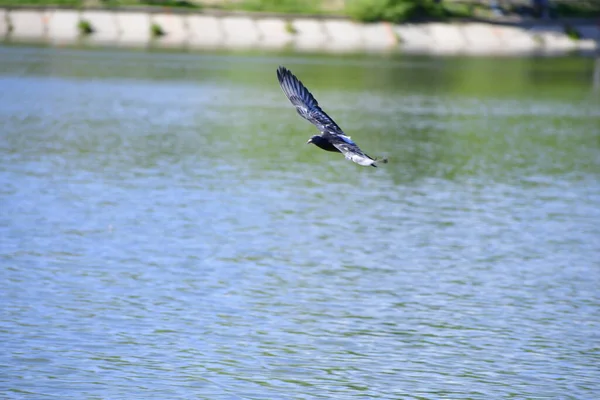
<box><xmin>277</xmin><ymin>66</ymin><xmax>387</xmax><ymax>168</ymax></box>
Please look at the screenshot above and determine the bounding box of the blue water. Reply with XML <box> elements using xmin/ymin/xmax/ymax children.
<box><xmin>1</xmin><ymin>46</ymin><xmax>600</xmax><ymax>399</ymax></box>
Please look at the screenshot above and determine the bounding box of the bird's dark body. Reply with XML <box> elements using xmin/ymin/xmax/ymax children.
<box><xmin>276</xmin><ymin>66</ymin><xmax>387</xmax><ymax>167</ymax></box>
<box><xmin>310</xmin><ymin>135</ymin><xmax>341</xmax><ymax>153</ymax></box>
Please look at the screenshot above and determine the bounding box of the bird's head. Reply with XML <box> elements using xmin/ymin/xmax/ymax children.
<box><xmin>306</xmin><ymin>135</ymin><xmax>320</xmax><ymax>145</ymax></box>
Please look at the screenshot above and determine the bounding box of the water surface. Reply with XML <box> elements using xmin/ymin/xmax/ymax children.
<box><xmin>1</xmin><ymin>46</ymin><xmax>600</xmax><ymax>399</ymax></box>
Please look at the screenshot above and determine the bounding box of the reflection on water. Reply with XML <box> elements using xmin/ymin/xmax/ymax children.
<box><xmin>1</xmin><ymin>46</ymin><xmax>599</xmax><ymax>399</ymax></box>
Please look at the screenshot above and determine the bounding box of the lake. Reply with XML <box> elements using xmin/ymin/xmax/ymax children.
<box><xmin>1</xmin><ymin>45</ymin><xmax>599</xmax><ymax>399</ymax></box>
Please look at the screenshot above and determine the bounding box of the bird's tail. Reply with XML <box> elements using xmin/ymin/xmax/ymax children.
<box><xmin>371</xmin><ymin>157</ymin><xmax>388</xmax><ymax>168</ymax></box>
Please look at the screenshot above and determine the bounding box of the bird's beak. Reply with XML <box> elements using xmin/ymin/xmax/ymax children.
<box><xmin>306</xmin><ymin>139</ymin><xmax>312</xmax><ymax>144</ymax></box>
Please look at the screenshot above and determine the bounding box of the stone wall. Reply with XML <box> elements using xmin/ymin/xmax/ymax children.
<box><xmin>1</xmin><ymin>7</ymin><xmax>598</xmax><ymax>55</ymax></box>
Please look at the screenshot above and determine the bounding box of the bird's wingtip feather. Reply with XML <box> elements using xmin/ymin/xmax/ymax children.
<box><xmin>277</xmin><ymin>65</ymin><xmax>291</xmax><ymax>84</ymax></box>
<box><xmin>277</xmin><ymin>65</ymin><xmax>289</xmax><ymax>75</ymax></box>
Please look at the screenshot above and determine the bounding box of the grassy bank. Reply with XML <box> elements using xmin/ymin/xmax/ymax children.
<box><xmin>347</xmin><ymin>0</ymin><xmax>600</xmax><ymax>22</ymax></box>
<box><xmin>0</xmin><ymin>0</ymin><xmax>201</xmax><ymax>8</ymax></box>
<box><xmin>1</xmin><ymin>0</ymin><xmax>599</xmax><ymax>22</ymax></box>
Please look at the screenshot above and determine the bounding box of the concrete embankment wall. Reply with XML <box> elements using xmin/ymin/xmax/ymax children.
<box><xmin>1</xmin><ymin>7</ymin><xmax>599</xmax><ymax>55</ymax></box>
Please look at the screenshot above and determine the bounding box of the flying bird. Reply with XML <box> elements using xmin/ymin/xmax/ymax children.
<box><xmin>276</xmin><ymin>66</ymin><xmax>387</xmax><ymax>167</ymax></box>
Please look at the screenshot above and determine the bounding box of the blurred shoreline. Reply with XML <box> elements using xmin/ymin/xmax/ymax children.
<box><xmin>1</xmin><ymin>6</ymin><xmax>598</xmax><ymax>55</ymax></box>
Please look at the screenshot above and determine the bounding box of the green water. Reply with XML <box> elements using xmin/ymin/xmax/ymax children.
<box><xmin>1</xmin><ymin>46</ymin><xmax>599</xmax><ymax>399</ymax></box>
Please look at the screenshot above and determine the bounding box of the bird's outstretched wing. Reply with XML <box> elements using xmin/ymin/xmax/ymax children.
<box><xmin>277</xmin><ymin>66</ymin><xmax>344</xmax><ymax>135</ymax></box>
